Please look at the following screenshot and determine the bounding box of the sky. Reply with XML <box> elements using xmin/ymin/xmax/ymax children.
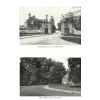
<box><xmin>48</xmin><ymin>57</ymin><xmax>69</xmax><ymax>70</ymax></box>
<box><xmin>19</xmin><ymin>7</ymin><xmax>81</xmax><ymax>27</ymax></box>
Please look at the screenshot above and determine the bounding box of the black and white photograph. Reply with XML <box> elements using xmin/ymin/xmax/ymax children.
<box><xmin>20</xmin><ymin>57</ymin><xmax>81</xmax><ymax>96</ymax></box>
<box><xmin>20</xmin><ymin>7</ymin><xmax>81</xmax><ymax>45</ymax></box>
<box><xmin>2</xmin><ymin>0</ymin><xmax>100</xmax><ymax>100</ymax></box>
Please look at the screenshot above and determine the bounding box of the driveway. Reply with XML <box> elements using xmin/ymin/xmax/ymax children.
<box><xmin>20</xmin><ymin>32</ymin><xmax>79</xmax><ymax>45</ymax></box>
<box><xmin>20</xmin><ymin>85</ymin><xmax>81</xmax><ymax>96</ymax></box>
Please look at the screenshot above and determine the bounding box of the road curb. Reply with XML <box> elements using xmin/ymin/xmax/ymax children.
<box><xmin>43</xmin><ymin>85</ymin><xmax>81</xmax><ymax>94</ymax></box>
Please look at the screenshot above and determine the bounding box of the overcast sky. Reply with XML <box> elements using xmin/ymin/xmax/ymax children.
<box><xmin>48</xmin><ymin>57</ymin><xmax>69</xmax><ymax>70</ymax></box>
<box><xmin>19</xmin><ymin>7</ymin><xmax>80</xmax><ymax>27</ymax></box>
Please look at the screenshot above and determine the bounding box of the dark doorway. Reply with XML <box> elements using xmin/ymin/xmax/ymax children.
<box><xmin>65</xmin><ymin>28</ymin><xmax>69</xmax><ymax>35</ymax></box>
<box><xmin>45</xmin><ymin>28</ymin><xmax>48</xmax><ymax>34</ymax></box>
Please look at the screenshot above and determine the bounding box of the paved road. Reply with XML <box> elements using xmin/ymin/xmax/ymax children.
<box><xmin>20</xmin><ymin>32</ymin><xmax>78</xmax><ymax>45</ymax></box>
<box><xmin>44</xmin><ymin>85</ymin><xmax>81</xmax><ymax>94</ymax></box>
<box><xmin>20</xmin><ymin>85</ymin><xmax>81</xmax><ymax>96</ymax></box>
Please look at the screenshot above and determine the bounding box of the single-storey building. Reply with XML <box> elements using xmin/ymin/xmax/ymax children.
<box><xmin>62</xmin><ymin>73</ymin><xmax>69</xmax><ymax>85</ymax></box>
<box><xmin>61</xmin><ymin>10</ymin><xmax>81</xmax><ymax>36</ymax></box>
<box><xmin>62</xmin><ymin>70</ymin><xmax>81</xmax><ymax>87</ymax></box>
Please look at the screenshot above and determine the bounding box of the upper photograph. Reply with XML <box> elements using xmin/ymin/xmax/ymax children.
<box><xmin>19</xmin><ymin>7</ymin><xmax>81</xmax><ymax>45</ymax></box>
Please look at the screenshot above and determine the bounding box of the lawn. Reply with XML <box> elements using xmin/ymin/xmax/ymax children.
<box><xmin>60</xmin><ymin>35</ymin><xmax>81</xmax><ymax>44</ymax></box>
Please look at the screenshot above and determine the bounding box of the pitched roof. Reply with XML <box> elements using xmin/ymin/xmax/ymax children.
<box><xmin>25</xmin><ymin>17</ymin><xmax>48</xmax><ymax>23</ymax></box>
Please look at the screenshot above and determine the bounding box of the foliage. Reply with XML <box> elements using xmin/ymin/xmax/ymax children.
<box><xmin>65</xmin><ymin>12</ymin><xmax>81</xmax><ymax>30</ymax></box>
<box><xmin>49</xmin><ymin>62</ymin><xmax>67</xmax><ymax>83</ymax></box>
<box><xmin>58</xmin><ymin>11</ymin><xmax>81</xmax><ymax>31</ymax></box>
<box><xmin>20</xmin><ymin>58</ymin><xmax>67</xmax><ymax>86</ymax></box>
<box><xmin>68</xmin><ymin>58</ymin><xmax>81</xmax><ymax>83</ymax></box>
<box><xmin>73</xmin><ymin>16</ymin><xmax>81</xmax><ymax>30</ymax></box>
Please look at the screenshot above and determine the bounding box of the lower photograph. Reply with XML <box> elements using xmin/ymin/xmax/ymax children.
<box><xmin>20</xmin><ymin>57</ymin><xmax>81</xmax><ymax>96</ymax></box>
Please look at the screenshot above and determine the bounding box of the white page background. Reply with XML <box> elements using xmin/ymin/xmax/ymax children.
<box><xmin>0</xmin><ymin>0</ymin><xmax>100</xmax><ymax>100</ymax></box>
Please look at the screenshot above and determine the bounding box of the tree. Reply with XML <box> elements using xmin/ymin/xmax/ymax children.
<box><xmin>73</xmin><ymin>16</ymin><xmax>81</xmax><ymax>30</ymax></box>
<box><xmin>49</xmin><ymin>16</ymin><xmax>56</xmax><ymax>33</ymax></box>
<box><xmin>20</xmin><ymin>58</ymin><xmax>38</xmax><ymax>85</ymax></box>
<box><xmin>34</xmin><ymin>58</ymin><xmax>47</xmax><ymax>84</ymax></box>
<box><xmin>49</xmin><ymin>61</ymin><xmax>67</xmax><ymax>84</ymax></box>
<box><xmin>68</xmin><ymin>58</ymin><xmax>81</xmax><ymax>83</ymax></box>
<box><xmin>20</xmin><ymin>57</ymin><xmax>67</xmax><ymax>86</ymax></box>
<box><xmin>58</xmin><ymin>10</ymin><xmax>81</xmax><ymax>32</ymax></box>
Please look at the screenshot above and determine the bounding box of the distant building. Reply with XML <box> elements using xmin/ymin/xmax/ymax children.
<box><xmin>23</xmin><ymin>13</ymin><xmax>56</xmax><ymax>34</ymax></box>
<box><xmin>62</xmin><ymin>73</ymin><xmax>75</xmax><ymax>86</ymax></box>
<box><xmin>62</xmin><ymin>69</ymin><xmax>70</xmax><ymax>85</ymax></box>
<box><xmin>61</xmin><ymin>10</ymin><xmax>81</xmax><ymax>36</ymax></box>
<box><xmin>62</xmin><ymin>73</ymin><xmax>69</xmax><ymax>85</ymax></box>
<box><xmin>62</xmin><ymin>69</ymin><xmax>81</xmax><ymax>87</ymax></box>
<box><xmin>61</xmin><ymin>18</ymin><xmax>73</xmax><ymax>35</ymax></box>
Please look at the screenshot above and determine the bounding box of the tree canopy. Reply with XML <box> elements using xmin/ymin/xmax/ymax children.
<box><xmin>20</xmin><ymin>57</ymin><xmax>67</xmax><ymax>86</ymax></box>
<box><xmin>68</xmin><ymin>58</ymin><xmax>81</xmax><ymax>83</ymax></box>
<box><xmin>58</xmin><ymin>11</ymin><xmax>81</xmax><ymax>31</ymax></box>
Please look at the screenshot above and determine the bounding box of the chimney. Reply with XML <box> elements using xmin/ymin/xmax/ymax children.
<box><xmin>28</xmin><ymin>13</ymin><xmax>31</xmax><ymax>18</ymax></box>
<box><xmin>46</xmin><ymin>14</ymin><xmax>48</xmax><ymax>21</ymax></box>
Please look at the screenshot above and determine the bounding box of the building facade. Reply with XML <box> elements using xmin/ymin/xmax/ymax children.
<box><xmin>23</xmin><ymin>13</ymin><xmax>56</xmax><ymax>34</ymax></box>
<box><xmin>61</xmin><ymin>10</ymin><xmax>81</xmax><ymax>36</ymax></box>
<box><xmin>61</xmin><ymin>19</ymin><xmax>73</xmax><ymax>35</ymax></box>
<box><xmin>62</xmin><ymin>73</ymin><xmax>69</xmax><ymax>85</ymax></box>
